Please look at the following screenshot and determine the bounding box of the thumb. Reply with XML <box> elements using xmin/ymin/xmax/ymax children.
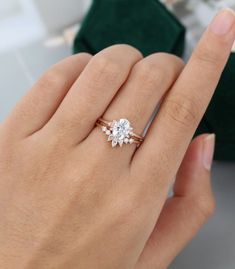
<box><xmin>136</xmin><ymin>134</ymin><xmax>216</xmax><ymax>269</ymax></box>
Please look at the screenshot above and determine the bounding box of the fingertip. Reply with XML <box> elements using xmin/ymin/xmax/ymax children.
<box><xmin>203</xmin><ymin>134</ymin><xmax>215</xmax><ymax>169</ymax></box>
<box><xmin>174</xmin><ymin>134</ymin><xmax>214</xmax><ymax>196</ymax></box>
<box><xmin>177</xmin><ymin>134</ymin><xmax>207</xmax><ymax>173</ymax></box>
<box><xmin>209</xmin><ymin>9</ymin><xmax>235</xmax><ymax>36</ymax></box>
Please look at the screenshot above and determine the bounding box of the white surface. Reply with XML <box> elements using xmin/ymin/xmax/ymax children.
<box><xmin>0</xmin><ymin>40</ymin><xmax>70</xmax><ymax>121</ymax></box>
<box><xmin>0</xmin><ymin>0</ymin><xmax>20</xmax><ymax>19</ymax></box>
<box><xmin>32</xmin><ymin>0</ymin><xmax>87</xmax><ymax>33</ymax></box>
<box><xmin>0</xmin><ymin>0</ymin><xmax>45</xmax><ymax>53</ymax></box>
<box><xmin>0</xmin><ymin>0</ymin><xmax>90</xmax><ymax>53</ymax></box>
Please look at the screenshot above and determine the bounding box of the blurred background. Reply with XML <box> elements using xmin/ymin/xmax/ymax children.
<box><xmin>0</xmin><ymin>0</ymin><xmax>234</xmax><ymax>268</ymax></box>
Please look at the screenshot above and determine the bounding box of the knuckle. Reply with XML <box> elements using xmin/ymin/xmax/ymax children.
<box><xmin>76</xmin><ymin>52</ymin><xmax>92</xmax><ymax>59</ymax></box>
<box><xmin>91</xmin><ymin>56</ymin><xmax>122</xmax><ymax>82</ymax></box>
<box><xmin>103</xmin><ymin>44</ymin><xmax>143</xmax><ymax>60</ymax></box>
<box><xmin>38</xmin><ymin>69</ymin><xmax>66</xmax><ymax>90</ymax></box>
<box><xmin>155</xmin><ymin>52</ymin><xmax>185</xmax><ymax>67</ymax></box>
<box><xmin>164</xmin><ymin>93</ymin><xmax>200</xmax><ymax>129</ymax></box>
<box><xmin>193</xmin><ymin>195</ymin><xmax>216</xmax><ymax>220</ymax></box>
<box><xmin>88</xmin><ymin>45</ymin><xmax>142</xmax><ymax>85</ymax></box>
<box><xmin>134</xmin><ymin>53</ymin><xmax>184</xmax><ymax>89</ymax></box>
<box><xmin>135</xmin><ymin>61</ymin><xmax>165</xmax><ymax>86</ymax></box>
<box><xmin>111</xmin><ymin>44</ymin><xmax>143</xmax><ymax>56</ymax></box>
<box><xmin>166</xmin><ymin>54</ymin><xmax>185</xmax><ymax>73</ymax></box>
<box><xmin>192</xmin><ymin>46</ymin><xmax>223</xmax><ymax>67</ymax></box>
<box><xmin>73</xmin><ymin>52</ymin><xmax>93</xmax><ymax>65</ymax></box>
<box><xmin>149</xmin><ymin>52</ymin><xmax>185</xmax><ymax>75</ymax></box>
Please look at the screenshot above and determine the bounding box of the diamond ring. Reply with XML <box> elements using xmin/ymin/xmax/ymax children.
<box><xmin>96</xmin><ymin>118</ymin><xmax>144</xmax><ymax>147</ymax></box>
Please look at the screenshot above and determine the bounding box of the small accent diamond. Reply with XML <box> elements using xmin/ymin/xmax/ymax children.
<box><xmin>108</xmin><ymin>135</ymin><xmax>113</xmax><ymax>141</ymax></box>
<box><xmin>106</xmin><ymin>130</ymin><xmax>111</xmax><ymax>135</ymax></box>
<box><xmin>119</xmin><ymin>140</ymin><xmax>123</xmax><ymax>147</ymax></box>
<box><xmin>102</xmin><ymin>126</ymin><xmax>107</xmax><ymax>132</ymax></box>
<box><xmin>112</xmin><ymin>140</ymin><xmax>118</xmax><ymax>147</ymax></box>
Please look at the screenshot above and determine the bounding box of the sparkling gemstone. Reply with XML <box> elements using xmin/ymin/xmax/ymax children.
<box><xmin>108</xmin><ymin>135</ymin><xmax>113</xmax><ymax>141</ymax></box>
<box><xmin>107</xmin><ymin>119</ymin><xmax>133</xmax><ymax>147</ymax></box>
<box><xmin>112</xmin><ymin>119</ymin><xmax>131</xmax><ymax>140</ymax></box>
<box><xmin>118</xmin><ymin>140</ymin><xmax>123</xmax><ymax>147</ymax></box>
<box><xmin>102</xmin><ymin>126</ymin><xmax>107</xmax><ymax>132</ymax></box>
<box><xmin>112</xmin><ymin>140</ymin><xmax>118</xmax><ymax>147</ymax></box>
<box><xmin>106</xmin><ymin>130</ymin><xmax>111</xmax><ymax>135</ymax></box>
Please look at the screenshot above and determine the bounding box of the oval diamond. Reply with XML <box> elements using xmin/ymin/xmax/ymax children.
<box><xmin>112</xmin><ymin>119</ymin><xmax>131</xmax><ymax>141</ymax></box>
<box><xmin>102</xmin><ymin>119</ymin><xmax>134</xmax><ymax>147</ymax></box>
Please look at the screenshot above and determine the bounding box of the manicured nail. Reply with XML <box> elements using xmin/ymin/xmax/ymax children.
<box><xmin>210</xmin><ymin>9</ymin><xmax>235</xmax><ymax>35</ymax></box>
<box><xmin>203</xmin><ymin>134</ymin><xmax>215</xmax><ymax>171</ymax></box>
<box><xmin>232</xmin><ymin>40</ymin><xmax>235</xmax><ymax>52</ymax></box>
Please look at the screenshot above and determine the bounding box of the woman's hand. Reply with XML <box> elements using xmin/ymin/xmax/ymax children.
<box><xmin>0</xmin><ymin>10</ymin><xmax>234</xmax><ymax>269</ymax></box>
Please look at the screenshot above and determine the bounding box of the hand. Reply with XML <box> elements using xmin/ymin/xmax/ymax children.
<box><xmin>0</xmin><ymin>10</ymin><xmax>234</xmax><ymax>269</ymax></box>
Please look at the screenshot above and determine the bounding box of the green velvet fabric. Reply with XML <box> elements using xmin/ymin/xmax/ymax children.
<box><xmin>73</xmin><ymin>0</ymin><xmax>185</xmax><ymax>57</ymax></box>
<box><xmin>196</xmin><ymin>53</ymin><xmax>235</xmax><ymax>161</ymax></box>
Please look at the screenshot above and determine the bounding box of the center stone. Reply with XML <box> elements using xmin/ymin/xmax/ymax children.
<box><xmin>107</xmin><ymin>119</ymin><xmax>133</xmax><ymax>147</ymax></box>
<box><xmin>112</xmin><ymin>119</ymin><xmax>130</xmax><ymax>140</ymax></box>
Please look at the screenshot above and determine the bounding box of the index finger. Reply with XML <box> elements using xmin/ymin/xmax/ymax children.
<box><xmin>133</xmin><ymin>10</ymin><xmax>235</xmax><ymax>183</ymax></box>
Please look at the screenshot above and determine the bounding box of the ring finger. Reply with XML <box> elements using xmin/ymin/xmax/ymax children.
<box><xmin>90</xmin><ymin>53</ymin><xmax>184</xmax><ymax>161</ymax></box>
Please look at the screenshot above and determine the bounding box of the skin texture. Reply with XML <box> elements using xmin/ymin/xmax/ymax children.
<box><xmin>0</xmin><ymin>10</ymin><xmax>235</xmax><ymax>269</ymax></box>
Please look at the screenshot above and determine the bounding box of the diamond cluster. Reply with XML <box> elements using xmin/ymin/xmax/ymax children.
<box><xmin>102</xmin><ymin>119</ymin><xmax>134</xmax><ymax>147</ymax></box>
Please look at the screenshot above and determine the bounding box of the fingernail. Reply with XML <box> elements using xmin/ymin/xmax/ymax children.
<box><xmin>210</xmin><ymin>9</ymin><xmax>235</xmax><ymax>35</ymax></box>
<box><xmin>203</xmin><ymin>134</ymin><xmax>215</xmax><ymax>171</ymax></box>
<box><xmin>232</xmin><ymin>40</ymin><xmax>235</xmax><ymax>52</ymax></box>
